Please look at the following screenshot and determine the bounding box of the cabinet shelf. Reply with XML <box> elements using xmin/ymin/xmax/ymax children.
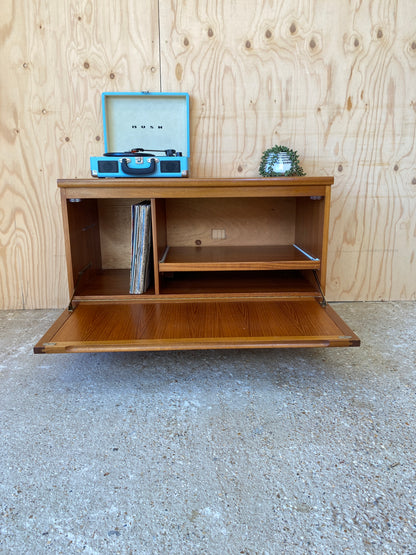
<box><xmin>73</xmin><ymin>269</ymin><xmax>155</xmax><ymax>300</ymax></box>
<box><xmin>159</xmin><ymin>270</ymin><xmax>317</xmax><ymax>297</ymax></box>
<box><xmin>159</xmin><ymin>245</ymin><xmax>320</xmax><ymax>272</ymax></box>
<box><xmin>73</xmin><ymin>269</ymin><xmax>318</xmax><ymax>299</ymax></box>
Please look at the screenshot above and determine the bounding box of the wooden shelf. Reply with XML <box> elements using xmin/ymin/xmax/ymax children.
<box><xmin>160</xmin><ymin>270</ymin><xmax>317</xmax><ymax>297</ymax></box>
<box><xmin>74</xmin><ymin>269</ymin><xmax>317</xmax><ymax>299</ymax></box>
<box><xmin>159</xmin><ymin>245</ymin><xmax>320</xmax><ymax>272</ymax></box>
<box><xmin>74</xmin><ymin>269</ymin><xmax>155</xmax><ymax>300</ymax></box>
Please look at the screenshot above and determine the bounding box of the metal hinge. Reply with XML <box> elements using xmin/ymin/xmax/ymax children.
<box><xmin>68</xmin><ymin>262</ymin><xmax>92</xmax><ymax>311</ymax></box>
<box><xmin>313</xmin><ymin>270</ymin><xmax>327</xmax><ymax>307</ymax></box>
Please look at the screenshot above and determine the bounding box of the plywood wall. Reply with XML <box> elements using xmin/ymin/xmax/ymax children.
<box><xmin>1</xmin><ymin>0</ymin><xmax>415</xmax><ymax>308</ymax></box>
<box><xmin>0</xmin><ymin>0</ymin><xmax>160</xmax><ymax>309</ymax></box>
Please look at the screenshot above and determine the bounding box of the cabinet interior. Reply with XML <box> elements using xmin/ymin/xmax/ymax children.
<box><xmin>67</xmin><ymin>194</ymin><xmax>326</xmax><ymax>300</ymax></box>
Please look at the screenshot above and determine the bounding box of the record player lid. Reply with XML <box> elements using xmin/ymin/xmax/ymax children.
<box><xmin>102</xmin><ymin>92</ymin><xmax>190</xmax><ymax>156</ymax></box>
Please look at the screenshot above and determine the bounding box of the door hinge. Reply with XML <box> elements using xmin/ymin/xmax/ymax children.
<box><xmin>68</xmin><ymin>261</ymin><xmax>92</xmax><ymax>311</ymax></box>
<box><xmin>313</xmin><ymin>270</ymin><xmax>327</xmax><ymax>307</ymax></box>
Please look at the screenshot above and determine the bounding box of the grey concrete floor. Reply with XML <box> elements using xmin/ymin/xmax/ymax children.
<box><xmin>0</xmin><ymin>302</ymin><xmax>415</xmax><ymax>554</ymax></box>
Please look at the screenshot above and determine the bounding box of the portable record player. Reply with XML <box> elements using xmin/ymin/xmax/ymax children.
<box><xmin>90</xmin><ymin>91</ymin><xmax>190</xmax><ymax>178</ymax></box>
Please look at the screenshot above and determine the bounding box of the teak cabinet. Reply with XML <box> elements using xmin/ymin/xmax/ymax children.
<box><xmin>34</xmin><ymin>177</ymin><xmax>360</xmax><ymax>353</ymax></box>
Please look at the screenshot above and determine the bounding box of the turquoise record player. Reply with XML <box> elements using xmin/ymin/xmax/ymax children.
<box><xmin>90</xmin><ymin>91</ymin><xmax>190</xmax><ymax>178</ymax></box>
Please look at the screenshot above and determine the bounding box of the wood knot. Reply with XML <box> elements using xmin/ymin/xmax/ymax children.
<box><xmin>184</xmin><ymin>37</ymin><xmax>189</xmax><ymax>47</ymax></box>
<box><xmin>95</xmin><ymin>136</ymin><xmax>101</xmax><ymax>141</ymax></box>
<box><xmin>109</xmin><ymin>72</ymin><xmax>115</xmax><ymax>79</ymax></box>
<box><xmin>265</xmin><ymin>29</ymin><xmax>272</xmax><ymax>39</ymax></box>
<box><xmin>411</xmin><ymin>41</ymin><xmax>416</xmax><ymax>50</ymax></box>
<box><xmin>412</xmin><ymin>178</ymin><xmax>416</xmax><ymax>185</ymax></box>
<box><xmin>237</xmin><ymin>165</ymin><xmax>243</xmax><ymax>173</ymax></box>
<box><xmin>290</xmin><ymin>23</ymin><xmax>297</xmax><ymax>34</ymax></box>
<box><xmin>354</xmin><ymin>38</ymin><xmax>360</xmax><ymax>47</ymax></box>
<box><xmin>84</xmin><ymin>61</ymin><xmax>90</xmax><ymax>69</ymax></box>
<box><xmin>309</xmin><ymin>38</ymin><xmax>316</xmax><ymax>50</ymax></box>
<box><xmin>22</xmin><ymin>62</ymin><xmax>29</xmax><ymax>69</ymax></box>
<box><xmin>245</xmin><ymin>40</ymin><xmax>251</xmax><ymax>49</ymax></box>
<box><xmin>377</xmin><ymin>29</ymin><xmax>383</xmax><ymax>39</ymax></box>
<box><xmin>338</xmin><ymin>164</ymin><xmax>343</xmax><ymax>172</ymax></box>
<box><xmin>195</xmin><ymin>239</ymin><xmax>202</xmax><ymax>246</ymax></box>
<box><xmin>207</xmin><ymin>28</ymin><xmax>214</xmax><ymax>38</ymax></box>
<box><xmin>394</xmin><ymin>164</ymin><xmax>399</xmax><ymax>171</ymax></box>
<box><xmin>175</xmin><ymin>63</ymin><xmax>183</xmax><ymax>81</ymax></box>
<box><xmin>65</xmin><ymin>136</ymin><xmax>70</xmax><ymax>142</ymax></box>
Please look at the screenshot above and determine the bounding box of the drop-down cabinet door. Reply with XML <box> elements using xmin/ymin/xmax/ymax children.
<box><xmin>34</xmin><ymin>298</ymin><xmax>360</xmax><ymax>353</ymax></box>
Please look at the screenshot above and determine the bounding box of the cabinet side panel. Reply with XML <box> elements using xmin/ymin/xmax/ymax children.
<box><xmin>295</xmin><ymin>193</ymin><xmax>330</xmax><ymax>291</ymax></box>
<box><xmin>61</xmin><ymin>189</ymin><xmax>74</xmax><ymax>297</ymax></box>
<box><xmin>66</xmin><ymin>198</ymin><xmax>102</xmax><ymax>295</ymax></box>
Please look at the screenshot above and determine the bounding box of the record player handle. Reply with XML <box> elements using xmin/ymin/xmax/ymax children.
<box><xmin>121</xmin><ymin>158</ymin><xmax>156</xmax><ymax>175</ymax></box>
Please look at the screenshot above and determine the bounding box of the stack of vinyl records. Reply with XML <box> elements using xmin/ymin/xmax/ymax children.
<box><xmin>129</xmin><ymin>201</ymin><xmax>152</xmax><ymax>294</ymax></box>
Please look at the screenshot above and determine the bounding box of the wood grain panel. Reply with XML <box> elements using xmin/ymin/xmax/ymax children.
<box><xmin>65</xmin><ymin>198</ymin><xmax>102</xmax><ymax>296</ymax></box>
<box><xmin>1</xmin><ymin>1</ymin><xmax>415</xmax><ymax>307</ymax></box>
<box><xmin>165</xmin><ymin>197</ymin><xmax>295</xmax><ymax>247</ymax></box>
<box><xmin>328</xmin><ymin>194</ymin><xmax>416</xmax><ymax>301</ymax></box>
<box><xmin>159</xmin><ymin>245</ymin><xmax>319</xmax><ymax>272</ymax></box>
<box><xmin>159</xmin><ymin>0</ymin><xmax>416</xmax><ymax>300</ymax></box>
<box><xmin>159</xmin><ymin>270</ymin><xmax>317</xmax><ymax>297</ymax></box>
<box><xmin>34</xmin><ymin>299</ymin><xmax>359</xmax><ymax>352</ymax></box>
<box><xmin>295</xmin><ymin>192</ymin><xmax>330</xmax><ymax>291</ymax></box>
<box><xmin>0</xmin><ymin>0</ymin><xmax>160</xmax><ymax>309</ymax></box>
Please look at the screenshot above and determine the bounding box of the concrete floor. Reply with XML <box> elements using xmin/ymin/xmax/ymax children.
<box><xmin>0</xmin><ymin>302</ymin><xmax>415</xmax><ymax>554</ymax></box>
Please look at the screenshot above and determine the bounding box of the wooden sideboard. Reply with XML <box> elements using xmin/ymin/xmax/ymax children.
<box><xmin>34</xmin><ymin>177</ymin><xmax>360</xmax><ymax>353</ymax></box>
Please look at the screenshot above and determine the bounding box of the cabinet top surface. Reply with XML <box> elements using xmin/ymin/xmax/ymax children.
<box><xmin>58</xmin><ymin>176</ymin><xmax>334</xmax><ymax>189</ymax></box>
<box><xmin>58</xmin><ymin>176</ymin><xmax>333</xmax><ymax>199</ymax></box>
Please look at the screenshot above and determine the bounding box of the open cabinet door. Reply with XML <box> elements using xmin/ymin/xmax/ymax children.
<box><xmin>34</xmin><ymin>298</ymin><xmax>360</xmax><ymax>353</ymax></box>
